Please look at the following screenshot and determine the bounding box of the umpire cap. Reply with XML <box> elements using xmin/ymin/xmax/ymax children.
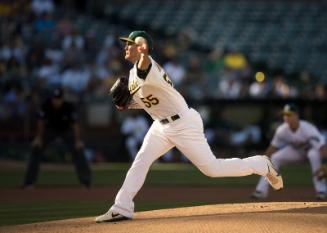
<box><xmin>119</xmin><ymin>31</ymin><xmax>154</xmax><ymax>51</ymax></box>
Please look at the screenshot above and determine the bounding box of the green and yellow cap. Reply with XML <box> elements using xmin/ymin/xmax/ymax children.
<box><xmin>119</xmin><ymin>30</ymin><xmax>154</xmax><ymax>51</ymax></box>
<box><xmin>283</xmin><ymin>103</ymin><xmax>299</xmax><ymax>115</ymax></box>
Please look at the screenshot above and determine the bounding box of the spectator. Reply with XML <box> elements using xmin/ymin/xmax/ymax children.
<box><xmin>0</xmin><ymin>38</ymin><xmax>25</xmax><ymax>64</ymax></box>
<box><xmin>44</xmin><ymin>40</ymin><xmax>64</xmax><ymax>64</ymax></box>
<box><xmin>25</xmin><ymin>38</ymin><xmax>46</xmax><ymax>72</ymax></box>
<box><xmin>218</xmin><ymin>78</ymin><xmax>242</xmax><ymax>99</ymax></box>
<box><xmin>121</xmin><ymin>112</ymin><xmax>149</xmax><ymax>161</ymax></box>
<box><xmin>204</xmin><ymin>48</ymin><xmax>225</xmax><ymax>76</ymax></box>
<box><xmin>313</xmin><ymin>83</ymin><xmax>326</xmax><ymax>100</ymax></box>
<box><xmin>56</xmin><ymin>14</ymin><xmax>73</xmax><ymax>37</ymax></box>
<box><xmin>62</xmin><ymin>28</ymin><xmax>85</xmax><ymax>51</ymax></box>
<box><xmin>31</xmin><ymin>0</ymin><xmax>55</xmax><ymax>16</ymax></box>
<box><xmin>2</xmin><ymin>81</ymin><xmax>27</xmax><ymax>119</ymax></box>
<box><xmin>36</xmin><ymin>58</ymin><xmax>61</xmax><ymax>86</ymax></box>
<box><xmin>61</xmin><ymin>62</ymin><xmax>91</xmax><ymax>94</ymax></box>
<box><xmin>184</xmin><ymin>55</ymin><xmax>206</xmax><ymax>99</ymax></box>
<box><xmin>34</xmin><ymin>12</ymin><xmax>56</xmax><ymax>36</ymax></box>
<box><xmin>249</xmin><ymin>78</ymin><xmax>269</xmax><ymax>98</ymax></box>
<box><xmin>163</xmin><ymin>57</ymin><xmax>186</xmax><ymax>87</ymax></box>
<box><xmin>271</xmin><ymin>74</ymin><xmax>298</xmax><ymax>98</ymax></box>
<box><xmin>224</xmin><ymin>51</ymin><xmax>247</xmax><ymax>70</ymax></box>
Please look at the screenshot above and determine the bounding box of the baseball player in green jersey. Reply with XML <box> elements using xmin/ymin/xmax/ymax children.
<box><xmin>95</xmin><ymin>31</ymin><xmax>283</xmax><ymax>223</ymax></box>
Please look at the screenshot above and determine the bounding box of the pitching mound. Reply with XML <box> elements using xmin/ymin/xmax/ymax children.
<box><xmin>2</xmin><ymin>202</ymin><xmax>327</xmax><ymax>233</ymax></box>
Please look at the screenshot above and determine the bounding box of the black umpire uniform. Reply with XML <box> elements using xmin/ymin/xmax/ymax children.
<box><xmin>22</xmin><ymin>88</ymin><xmax>92</xmax><ymax>188</ymax></box>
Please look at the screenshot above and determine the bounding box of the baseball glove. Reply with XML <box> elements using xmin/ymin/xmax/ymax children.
<box><xmin>315</xmin><ymin>164</ymin><xmax>327</xmax><ymax>180</ymax></box>
<box><xmin>110</xmin><ymin>76</ymin><xmax>132</xmax><ymax>108</ymax></box>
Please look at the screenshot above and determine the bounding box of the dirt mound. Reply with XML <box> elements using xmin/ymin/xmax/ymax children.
<box><xmin>2</xmin><ymin>202</ymin><xmax>327</xmax><ymax>233</ymax></box>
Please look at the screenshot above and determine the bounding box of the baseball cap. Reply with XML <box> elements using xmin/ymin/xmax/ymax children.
<box><xmin>283</xmin><ymin>103</ymin><xmax>299</xmax><ymax>115</ymax></box>
<box><xmin>51</xmin><ymin>87</ymin><xmax>63</xmax><ymax>98</ymax></box>
<box><xmin>119</xmin><ymin>31</ymin><xmax>154</xmax><ymax>51</ymax></box>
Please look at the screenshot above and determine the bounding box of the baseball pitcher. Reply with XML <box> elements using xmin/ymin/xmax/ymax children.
<box><xmin>251</xmin><ymin>104</ymin><xmax>327</xmax><ymax>200</ymax></box>
<box><xmin>95</xmin><ymin>31</ymin><xmax>283</xmax><ymax>223</ymax></box>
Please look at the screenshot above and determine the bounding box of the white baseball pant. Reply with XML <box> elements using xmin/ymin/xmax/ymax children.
<box><xmin>111</xmin><ymin>108</ymin><xmax>269</xmax><ymax>218</ymax></box>
<box><xmin>255</xmin><ymin>145</ymin><xmax>327</xmax><ymax>197</ymax></box>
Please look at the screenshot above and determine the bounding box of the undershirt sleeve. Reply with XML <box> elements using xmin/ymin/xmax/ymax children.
<box><xmin>136</xmin><ymin>63</ymin><xmax>152</xmax><ymax>80</ymax></box>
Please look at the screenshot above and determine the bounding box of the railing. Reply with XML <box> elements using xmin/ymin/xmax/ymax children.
<box><xmin>1</xmin><ymin>98</ymin><xmax>326</xmax><ymax>161</ymax></box>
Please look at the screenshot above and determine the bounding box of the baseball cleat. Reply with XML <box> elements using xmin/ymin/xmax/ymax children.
<box><xmin>250</xmin><ymin>190</ymin><xmax>268</xmax><ymax>199</ymax></box>
<box><xmin>316</xmin><ymin>192</ymin><xmax>326</xmax><ymax>200</ymax></box>
<box><xmin>263</xmin><ymin>156</ymin><xmax>283</xmax><ymax>190</ymax></box>
<box><xmin>95</xmin><ymin>210</ymin><xmax>130</xmax><ymax>223</ymax></box>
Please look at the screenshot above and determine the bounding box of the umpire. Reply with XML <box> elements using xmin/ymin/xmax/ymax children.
<box><xmin>22</xmin><ymin>87</ymin><xmax>92</xmax><ymax>188</ymax></box>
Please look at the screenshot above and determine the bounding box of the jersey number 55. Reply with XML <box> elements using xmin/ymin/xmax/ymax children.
<box><xmin>141</xmin><ymin>94</ymin><xmax>159</xmax><ymax>108</ymax></box>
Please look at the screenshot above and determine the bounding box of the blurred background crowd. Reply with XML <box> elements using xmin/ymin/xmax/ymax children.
<box><xmin>1</xmin><ymin>0</ymin><xmax>327</xmax><ymax>163</ymax></box>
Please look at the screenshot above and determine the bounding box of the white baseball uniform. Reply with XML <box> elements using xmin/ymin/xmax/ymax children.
<box><xmin>255</xmin><ymin>120</ymin><xmax>327</xmax><ymax>197</ymax></box>
<box><xmin>110</xmin><ymin>56</ymin><xmax>270</xmax><ymax>218</ymax></box>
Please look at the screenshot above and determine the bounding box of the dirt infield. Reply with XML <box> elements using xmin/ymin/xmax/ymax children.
<box><xmin>2</xmin><ymin>202</ymin><xmax>327</xmax><ymax>233</ymax></box>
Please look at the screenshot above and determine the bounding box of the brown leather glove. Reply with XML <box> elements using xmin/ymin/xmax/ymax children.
<box><xmin>110</xmin><ymin>76</ymin><xmax>132</xmax><ymax>109</ymax></box>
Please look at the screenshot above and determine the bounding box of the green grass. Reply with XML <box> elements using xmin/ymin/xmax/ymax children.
<box><xmin>0</xmin><ymin>162</ymin><xmax>314</xmax><ymax>226</ymax></box>
<box><xmin>0</xmin><ymin>200</ymin><xmax>102</xmax><ymax>226</ymax></box>
<box><xmin>0</xmin><ymin>162</ymin><xmax>313</xmax><ymax>188</ymax></box>
<box><xmin>0</xmin><ymin>200</ymin><xmax>213</xmax><ymax>226</ymax></box>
